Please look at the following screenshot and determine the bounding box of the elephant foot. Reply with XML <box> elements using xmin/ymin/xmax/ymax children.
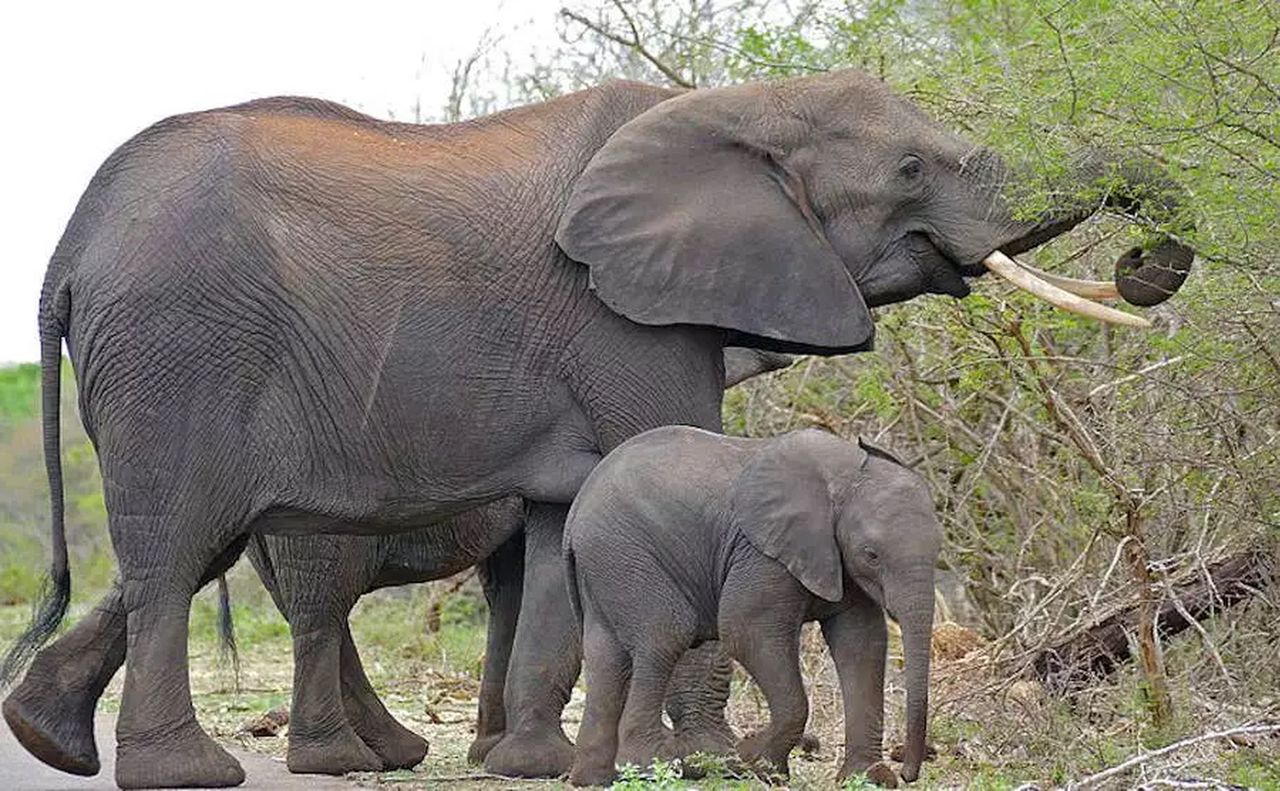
<box><xmin>483</xmin><ymin>727</ymin><xmax>574</xmax><ymax>778</ymax></box>
<box><xmin>797</xmin><ymin>732</ymin><xmax>822</xmax><ymax>756</ymax></box>
<box><xmin>838</xmin><ymin>759</ymin><xmax>900</xmax><ymax>788</ymax></box>
<box><xmin>2</xmin><ymin>685</ymin><xmax>100</xmax><ymax>776</ymax></box>
<box><xmin>115</xmin><ymin>721</ymin><xmax>245</xmax><ymax>789</ymax></box>
<box><xmin>616</xmin><ymin>731</ymin><xmax>681</xmax><ymax>773</ymax></box>
<box><xmin>671</xmin><ymin>717</ymin><xmax>736</xmax><ymax>758</ymax></box>
<box><xmin>351</xmin><ymin>716</ymin><xmax>429</xmax><ymax>770</ymax></box>
<box><xmin>569</xmin><ymin>757</ymin><xmax>618</xmax><ymax>787</ymax></box>
<box><xmin>737</xmin><ymin>731</ymin><xmax>791</xmax><ymax>784</ymax></box>
<box><xmin>286</xmin><ymin>724</ymin><xmax>383</xmax><ymax>775</ymax></box>
<box><xmin>466</xmin><ymin>730</ymin><xmax>504</xmax><ymax>765</ymax></box>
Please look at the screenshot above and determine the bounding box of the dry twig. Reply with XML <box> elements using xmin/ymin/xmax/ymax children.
<box><xmin>1069</xmin><ymin>723</ymin><xmax>1280</xmax><ymax>789</ymax></box>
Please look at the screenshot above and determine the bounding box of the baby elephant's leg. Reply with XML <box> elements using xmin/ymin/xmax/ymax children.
<box><xmin>663</xmin><ymin>641</ymin><xmax>736</xmax><ymax>757</ymax></box>
<box><xmin>615</xmin><ymin>644</ymin><xmax>688</xmax><ymax>771</ymax></box>
<box><xmin>822</xmin><ymin>597</ymin><xmax>898</xmax><ymax>787</ymax></box>
<box><xmin>569</xmin><ymin>613</ymin><xmax>632</xmax><ymax>787</ymax></box>
<box><xmin>569</xmin><ymin>547</ymin><xmax>696</xmax><ymax>784</ymax></box>
<box><xmin>610</xmin><ymin>594</ymin><xmax>697</xmax><ymax>772</ymax></box>
<box><xmin>719</xmin><ymin>569</ymin><xmax>810</xmax><ymax>781</ymax></box>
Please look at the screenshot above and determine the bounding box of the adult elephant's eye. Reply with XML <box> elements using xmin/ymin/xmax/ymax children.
<box><xmin>863</xmin><ymin>546</ymin><xmax>880</xmax><ymax>565</ymax></box>
<box><xmin>898</xmin><ymin>155</ymin><xmax>925</xmax><ymax>182</ymax></box>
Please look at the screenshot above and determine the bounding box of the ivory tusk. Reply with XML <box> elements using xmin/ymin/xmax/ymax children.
<box><xmin>1012</xmin><ymin>261</ymin><xmax>1120</xmax><ymax>301</ymax></box>
<box><xmin>983</xmin><ymin>251</ymin><xmax>1151</xmax><ymax>328</ymax></box>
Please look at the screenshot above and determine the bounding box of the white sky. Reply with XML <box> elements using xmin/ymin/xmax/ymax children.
<box><xmin>0</xmin><ymin>0</ymin><xmax>562</xmax><ymax>363</ymax></box>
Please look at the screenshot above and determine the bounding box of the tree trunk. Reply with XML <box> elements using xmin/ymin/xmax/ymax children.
<box><xmin>1033</xmin><ymin>548</ymin><xmax>1274</xmax><ymax>694</ymax></box>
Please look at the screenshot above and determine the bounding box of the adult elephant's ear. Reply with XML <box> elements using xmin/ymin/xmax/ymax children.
<box><xmin>729</xmin><ymin>430</ymin><xmax>852</xmax><ymax>602</ymax></box>
<box><xmin>555</xmin><ymin>84</ymin><xmax>874</xmax><ymax>352</ymax></box>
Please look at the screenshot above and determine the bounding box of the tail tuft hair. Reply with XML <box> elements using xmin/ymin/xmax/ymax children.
<box><xmin>0</xmin><ymin>566</ymin><xmax>70</xmax><ymax>689</ymax></box>
<box><xmin>216</xmin><ymin>575</ymin><xmax>241</xmax><ymax>691</ymax></box>
<box><xmin>1</xmin><ymin>324</ymin><xmax>72</xmax><ymax>690</ymax></box>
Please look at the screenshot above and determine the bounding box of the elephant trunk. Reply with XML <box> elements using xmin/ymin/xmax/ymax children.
<box><xmin>1113</xmin><ymin>237</ymin><xmax>1194</xmax><ymax>307</ymax></box>
<box><xmin>1000</xmin><ymin>208</ymin><xmax>1093</xmax><ymax>258</ymax></box>
<box><xmin>1091</xmin><ymin>152</ymin><xmax>1196</xmax><ymax>306</ymax></box>
<box><xmin>985</xmin><ymin>150</ymin><xmax>1194</xmax><ymax>321</ymax></box>
<box><xmin>888</xmin><ymin>575</ymin><xmax>935</xmax><ymax>783</ymax></box>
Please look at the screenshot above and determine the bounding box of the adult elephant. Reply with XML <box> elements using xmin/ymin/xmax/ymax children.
<box><xmin>0</xmin><ymin>349</ymin><xmax>792</xmax><ymax>779</ymax></box>
<box><xmin>1</xmin><ymin>70</ymin><xmax>1190</xmax><ymax>788</ymax></box>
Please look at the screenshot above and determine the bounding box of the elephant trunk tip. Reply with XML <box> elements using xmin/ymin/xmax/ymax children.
<box><xmin>900</xmin><ymin>753</ymin><xmax>922</xmax><ymax>784</ymax></box>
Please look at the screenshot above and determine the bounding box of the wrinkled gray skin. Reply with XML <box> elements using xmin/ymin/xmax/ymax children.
<box><xmin>2</xmin><ymin>70</ymin><xmax>1190</xmax><ymax>788</ymax></box>
<box><xmin>566</xmin><ymin>427</ymin><xmax>941</xmax><ymax>786</ymax></box>
<box><xmin>250</xmin><ymin>506</ymin><xmax>525</xmax><ymax>774</ymax></box>
<box><xmin>0</xmin><ymin>350</ymin><xmax>791</xmax><ymax>779</ymax></box>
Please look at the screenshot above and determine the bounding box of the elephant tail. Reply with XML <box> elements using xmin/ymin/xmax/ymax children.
<box><xmin>563</xmin><ymin>541</ymin><xmax>584</xmax><ymax>630</ymax></box>
<box><xmin>1</xmin><ymin>288</ymin><xmax>72</xmax><ymax>688</ymax></box>
<box><xmin>216</xmin><ymin>574</ymin><xmax>241</xmax><ymax>690</ymax></box>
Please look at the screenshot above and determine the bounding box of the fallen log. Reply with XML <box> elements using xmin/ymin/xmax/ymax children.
<box><xmin>1033</xmin><ymin>548</ymin><xmax>1275</xmax><ymax>694</ymax></box>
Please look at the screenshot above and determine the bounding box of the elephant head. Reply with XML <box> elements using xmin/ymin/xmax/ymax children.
<box><xmin>729</xmin><ymin>430</ymin><xmax>941</xmax><ymax>782</ymax></box>
<box><xmin>557</xmin><ymin>70</ymin><xmax>1193</xmax><ymax>352</ymax></box>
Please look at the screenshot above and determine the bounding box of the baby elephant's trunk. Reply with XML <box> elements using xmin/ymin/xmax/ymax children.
<box><xmin>890</xmin><ymin>573</ymin><xmax>935</xmax><ymax>783</ymax></box>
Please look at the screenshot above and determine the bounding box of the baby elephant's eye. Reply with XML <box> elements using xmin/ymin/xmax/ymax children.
<box><xmin>862</xmin><ymin>546</ymin><xmax>880</xmax><ymax>564</ymax></box>
<box><xmin>898</xmin><ymin>154</ymin><xmax>925</xmax><ymax>181</ymax></box>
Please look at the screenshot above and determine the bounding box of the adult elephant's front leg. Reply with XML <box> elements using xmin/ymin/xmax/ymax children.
<box><xmin>482</xmin><ymin>503</ymin><xmax>577</xmax><ymax>778</ymax></box>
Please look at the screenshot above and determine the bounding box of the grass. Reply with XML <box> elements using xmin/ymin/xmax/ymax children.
<box><xmin>0</xmin><ymin>363</ymin><xmax>41</xmax><ymax>424</ymax></box>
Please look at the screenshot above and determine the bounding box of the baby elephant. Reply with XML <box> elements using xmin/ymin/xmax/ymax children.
<box><xmin>565</xmin><ymin>427</ymin><xmax>940</xmax><ymax>786</ymax></box>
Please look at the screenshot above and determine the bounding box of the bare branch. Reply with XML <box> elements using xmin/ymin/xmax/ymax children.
<box><xmin>560</xmin><ymin>4</ymin><xmax>696</xmax><ymax>88</ymax></box>
<box><xmin>1072</xmin><ymin>723</ymin><xmax>1280</xmax><ymax>788</ymax></box>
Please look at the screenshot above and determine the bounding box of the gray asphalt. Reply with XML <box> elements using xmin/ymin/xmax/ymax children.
<box><xmin>0</xmin><ymin>714</ymin><xmax>356</xmax><ymax>790</ymax></box>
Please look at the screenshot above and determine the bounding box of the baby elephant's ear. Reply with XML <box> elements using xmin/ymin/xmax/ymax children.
<box><xmin>729</xmin><ymin>431</ymin><xmax>844</xmax><ymax>602</ymax></box>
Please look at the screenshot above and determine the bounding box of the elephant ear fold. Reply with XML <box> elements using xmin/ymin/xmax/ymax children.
<box><xmin>555</xmin><ymin>85</ymin><xmax>874</xmax><ymax>353</ymax></box>
<box><xmin>729</xmin><ymin>430</ymin><xmax>852</xmax><ymax>602</ymax></box>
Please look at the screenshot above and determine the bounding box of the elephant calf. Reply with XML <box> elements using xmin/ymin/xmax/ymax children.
<box><xmin>564</xmin><ymin>427</ymin><xmax>941</xmax><ymax>786</ymax></box>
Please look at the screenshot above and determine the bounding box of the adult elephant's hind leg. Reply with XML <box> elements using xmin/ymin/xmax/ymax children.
<box><xmin>113</xmin><ymin>511</ymin><xmax>249</xmax><ymax>789</ymax></box>
<box><xmin>338</xmin><ymin>623</ymin><xmax>429</xmax><ymax>770</ymax></box>
<box><xmin>284</xmin><ymin>624</ymin><xmax>380</xmax><ymax>774</ymax></box>
<box><xmin>467</xmin><ymin>532</ymin><xmax>523</xmax><ymax>765</ymax></box>
<box><xmin>482</xmin><ymin>503</ymin><xmax>577</xmax><ymax>778</ymax></box>
<box><xmin>2</xmin><ymin>581</ymin><xmax>127</xmax><ymax>776</ymax></box>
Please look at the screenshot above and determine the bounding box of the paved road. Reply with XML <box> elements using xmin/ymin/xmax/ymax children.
<box><xmin>0</xmin><ymin>714</ymin><xmax>355</xmax><ymax>790</ymax></box>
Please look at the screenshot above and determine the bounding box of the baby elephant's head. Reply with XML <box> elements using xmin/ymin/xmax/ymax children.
<box><xmin>836</xmin><ymin>440</ymin><xmax>941</xmax><ymax>783</ymax></box>
<box><xmin>730</xmin><ymin>430</ymin><xmax>941</xmax><ymax>781</ymax></box>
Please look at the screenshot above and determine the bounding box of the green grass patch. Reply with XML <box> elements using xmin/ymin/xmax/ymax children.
<box><xmin>0</xmin><ymin>363</ymin><xmax>41</xmax><ymax>422</ymax></box>
<box><xmin>1228</xmin><ymin>749</ymin><xmax>1280</xmax><ymax>790</ymax></box>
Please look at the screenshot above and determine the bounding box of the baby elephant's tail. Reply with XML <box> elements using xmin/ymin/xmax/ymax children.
<box><xmin>563</xmin><ymin>539</ymin><xmax>584</xmax><ymax>630</ymax></box>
